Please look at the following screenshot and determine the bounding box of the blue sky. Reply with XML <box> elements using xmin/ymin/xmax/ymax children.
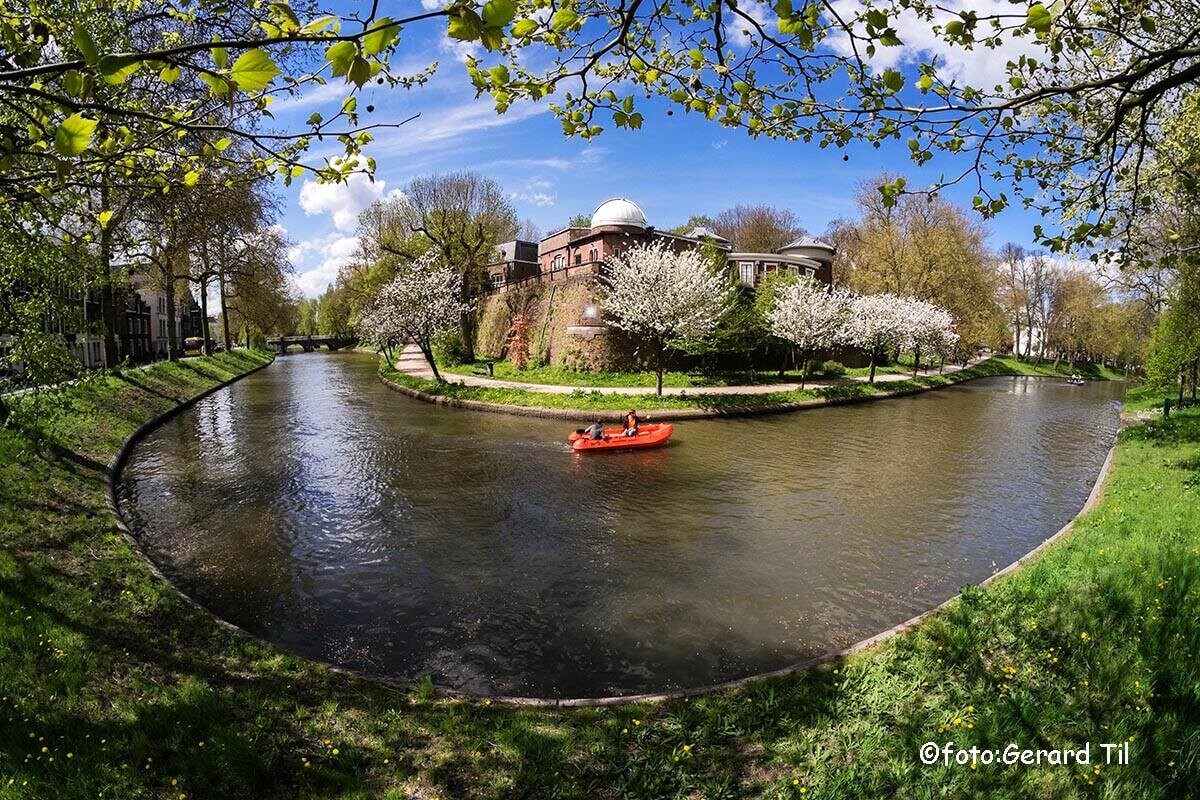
<box><xmin>276</xmin><ymin>4</ymin><xmax>1048</xmax><ymax>297</ymax></box>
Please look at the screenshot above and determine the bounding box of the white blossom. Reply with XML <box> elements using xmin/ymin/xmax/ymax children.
<box><xmin>767</xmin><ymin>276</ymin><xmax>852</xmax><ymax>354</ymax></box>
<box><xmin>602</xmin><ymin>241</ymin><xmax>733</xmax><ymax>393</ymax></box>
<box><xmin>359</xmin><ymin>249</ymin><xmax>470</xmax><ymax>381</ymax></box>
<box><xmin>901</xmin><ymin>297</ymin><xmax>959</xmax><ymax>365</ymax></box>
<box><xmin>839</xmin><ymin>292</ymin><xmax>912</xmax><ymax>358</ymax></box>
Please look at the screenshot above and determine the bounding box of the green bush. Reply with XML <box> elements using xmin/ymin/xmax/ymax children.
<box><xmin>814</xmin><ymin>359</ymin><xmax>847</xmax><ymax>378</ymax></box>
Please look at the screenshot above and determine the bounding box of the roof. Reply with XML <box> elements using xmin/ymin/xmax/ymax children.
<box><xmin>591</xmin><ymin>197</ymin><xmax>647</xmax><ymax>229</ymax></box>
<box><xmin>685</xmin><ymin>225</ymin><xmax>731</xmax><ymax>243</ymax></box>
<box><xmin>779</xmin><ymin>235</ymin><xmax>835</xmax><ymax>253</ymax></box>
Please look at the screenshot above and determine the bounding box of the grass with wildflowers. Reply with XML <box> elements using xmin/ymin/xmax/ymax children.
<box><xmin>1</xmin><ymin>349</ymin><xmax>1195</xmax><ymax>798</ymax></box>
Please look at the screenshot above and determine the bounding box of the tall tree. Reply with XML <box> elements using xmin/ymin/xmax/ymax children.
<box><xmin>371</xmin><ymin>173</ymin><xmax>517</xmax><ymax>361</ymax></box>
<box><xmin>713</xmin><ymin>205</ymin><xmax>802</xmax><ymax>253</ymax></box>
<box><xmin>602</xmin><ymin>241</ymin><xmax>733</xmax><ymax>395</ymax></box>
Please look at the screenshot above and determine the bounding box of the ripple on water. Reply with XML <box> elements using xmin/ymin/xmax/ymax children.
<box><xmin>118</xmin><ymin>353</ymin><xmax>1121</xmax><ymax>697</ymax></box>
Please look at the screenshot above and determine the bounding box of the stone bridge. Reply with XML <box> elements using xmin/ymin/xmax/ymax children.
<box><xmin>266</xmin><ymin>335</ymin><xmax>357</xmax><ymax>354</ymax></box>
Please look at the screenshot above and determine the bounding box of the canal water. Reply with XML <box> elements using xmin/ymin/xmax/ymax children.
<box><xmin>118</xmin><ymin>352</ymin><xmax>1122</xmax><ymax>698</ymax></box>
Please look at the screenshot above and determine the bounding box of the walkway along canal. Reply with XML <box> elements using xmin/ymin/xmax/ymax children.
<box><xmin>117</xmin><ymin>351</ymin><xmax>1122</xmax><ymax>699</ymax></box>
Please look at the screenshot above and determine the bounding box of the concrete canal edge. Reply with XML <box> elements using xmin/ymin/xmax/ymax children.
<box><xmin>104</xmin><ymin>353</ymin><xmax>1122</xmax><ymax>709</ymax></box>
<box><xmin>377</xmin><ymin>367</ymin><xmax>1011</xmax><ymax>422</ymax></box>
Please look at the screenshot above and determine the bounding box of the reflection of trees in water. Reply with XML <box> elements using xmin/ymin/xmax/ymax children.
<box><xmin>121</xmin><ymin>358</ymin><xmax>1120</xmax><ymax>697</ymax></box>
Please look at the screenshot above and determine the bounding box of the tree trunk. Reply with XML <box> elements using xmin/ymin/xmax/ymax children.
<box><xmin>420</xmin><ymin>341</ymin><xmax>443</xmax><ymax>382</ymax></box>
<box><xmin>868</xmin><ymin>348</ymin><xmax>878</xmax><ymax>383</ymax></box>
<box><xmin>164</xmin><ymin>275</ymin><xmax>178</xmax><ymax>361</ymax></box>
<box><xmin>1012</xmin><ymin>316</ymin><xmax>1021</xmax><ymax>360</ymax></box>
<box><xmin>912</xmin><ymin>346</ymin><xmax>921</xmax><ymax>378</ymax></box>
<box><xmin>655</xmin><ymin>342</ymin><xmax>665</xmax><ymax>396</ymax></box>
<box><xmin>1192</xmin><ymin>360</ymin><xmax>1197</xmax><ymax>401</ymax></box>
<box><xmin>99</xmin><ymin>181</ymin><xmax>118</xmax><ymax>366</ymax></box>
<box><xmin>219</xmin><ymin>271</ymin><xmax>232</xmax><ymax>351</ymax></box>
<box><xmin>198</xmin><ymin>273</ymin><xmax>211</xmax><ymax>356</ymax></box>
<box><xmin>799</xmin><ymin>348</ymin><xmax>809</xmax><ymax>390</ymax></box>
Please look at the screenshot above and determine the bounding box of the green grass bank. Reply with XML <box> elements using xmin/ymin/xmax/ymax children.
<box><xmin>441</xmin><ymin>354</ymin><xmax>1126</xmax><ymax>390</ymax></box>
<box><xmin>2</xmin><ymin>349</ymin><xmax>1195</xmax><ymax>798</ymax></box>
<box><xmin>384</xmin><ymin>354</ymin><xmax>1122</xmax><ymax>416</ymax></box>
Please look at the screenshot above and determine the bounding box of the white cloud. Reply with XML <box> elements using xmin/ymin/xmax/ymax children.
<box><xmin>298</xmin><ymin>168</ymin><xmax>387</xmax><ymax>232</ymax></box>
<box><xmin>420</xmin><ymin>0</ymin><xmax>442</xmax><ymax>9</ymax></box>
<box><xmin>369</xmin><ymin>98</ymin><xmax>549</xmax><ymax>157</ymax></box>
<box><xmin>289</xmin><ymin>233</ymin><xmax>362</xmax><ymax>297</ymax></box>
<box><xmin>826</xmin><ymin>0</ymin><xmax>1042</xmax><ymax>90</ymax></box>
<box><xmin>509</xmin><ymin>177</ymin><xmax>557</xmax><ymax>207</ymax></box>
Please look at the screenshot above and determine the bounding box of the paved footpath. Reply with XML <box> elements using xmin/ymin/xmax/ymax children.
<box><xmin>394</xmin><ymin>344</ymin><xmax>983</xmax><ymax>397</ymax></box>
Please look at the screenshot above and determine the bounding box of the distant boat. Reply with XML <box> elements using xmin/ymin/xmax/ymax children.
<box><xmin>1066</xmin><ymin>376</ymin><xmax>1086</xmax><ymax>386</ymax></box>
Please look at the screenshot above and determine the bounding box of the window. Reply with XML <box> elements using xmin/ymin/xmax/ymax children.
<box><xmin>552</xmin><ymin>254</ymin><xmax>565</xmax><ymax>271</ymax></box>
<box><xmin>574</xmin><ymin>253</ymin><xmax>581</xmax><ymax>265</ymax></box>
<box><xmin>738</xmin><ymin>262</ymin><xmax>755</xmax><ymax>285</ymax></box>
<box><xmin>490</xmin><ymin>273</ymin><xmax>504</xmax><ymax>289</ymax></box>
<box><xmin>589</xmin><ymin>248</ymin><xmax>598</xmax><ymax>262</ymax></box>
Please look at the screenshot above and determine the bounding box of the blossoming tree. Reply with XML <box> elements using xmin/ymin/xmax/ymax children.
<box><xmin>358</xmin><ymin>250</ymin><xmax>469</xmax><ymax>382</ymax></box>
<box><xmin>602</xmin><ymin>242</ymin><xmax>732</xmax><ymax>395</ymax></box>
<box><xmin>902</xmin><ymin>298</ymin><xmax>959</xmax><ymax>375</ymax></box>
<box><xmin>767</xmin><ymin>277</ymin><xmax>852</xmax><ymax>388</ymax></box>
<box><xmin>839</xmin><ymin>293</ymin><xmax>913</xmax><ymax>383</ymax></box>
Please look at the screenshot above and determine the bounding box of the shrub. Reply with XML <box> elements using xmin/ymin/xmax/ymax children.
<box><xmin>815</xmin><ymin>359</ymin><xmax>847</xmax><ymax>378</ymax></box>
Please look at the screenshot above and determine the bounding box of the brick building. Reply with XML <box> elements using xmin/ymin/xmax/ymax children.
<box><xmin>486</xmin><ymin>198</ymin><xmax>835</xmax><ymax>292</ymax></box>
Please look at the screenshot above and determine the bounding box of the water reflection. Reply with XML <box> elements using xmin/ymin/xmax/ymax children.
<box><xmin>118</xmin><ymin>352</ymin><xmax>1121</xmax><ymax>698</ymax></box>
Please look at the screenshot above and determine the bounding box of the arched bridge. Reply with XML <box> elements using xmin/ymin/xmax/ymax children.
<box><xmin>266</xmin><ymin>335</ymin><xmax>357</xmax><ymax>354</ymax></box>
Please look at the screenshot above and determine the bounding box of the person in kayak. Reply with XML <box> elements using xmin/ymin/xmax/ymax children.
<box><xmin>622</xmin><ymin>409</ymin><xmax>640</xmax><ymax>437</ymax></box>
<box><xmin>583</xmin><ymin>420</ymin><xmax>607</xmax><ymax>440</ymax></box>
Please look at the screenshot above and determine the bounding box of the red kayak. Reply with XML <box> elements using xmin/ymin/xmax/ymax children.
<box><xmin>567</xmin><ymin>423</ymin><xmax>674</xmax><ymax>452</ymax></box>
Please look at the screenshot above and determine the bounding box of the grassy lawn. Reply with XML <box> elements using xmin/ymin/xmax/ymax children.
<box><xmin>383</xmin><ymin>355</ymin><xmax>1117</xmax><ymax>415</ymax></box>
<box><xmin>2</xmin><ymin>348</ymin><xmax>1194</xmax><ymax>798</ymax></box>
<box><xmin>441</xmin><ymin>360</ymin><xmax>837</xmax><ymax>389</ymax></box>
<box><xmin>442</xmin><ymin>354</ymin><xmax>1124</xmax><ymax>389</ymax></box>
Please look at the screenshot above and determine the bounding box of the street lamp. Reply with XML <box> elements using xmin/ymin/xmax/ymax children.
<box><xmin>583</xmin><ymin>304</ymin><xmax>598</xmax><ymax>320</ymax></box>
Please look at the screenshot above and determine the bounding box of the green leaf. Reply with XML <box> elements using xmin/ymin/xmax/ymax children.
<box><xmin>511</xmin><ymin>18</ymin><xmax>538</xmax><ymax>37</ymax></box>
<box><xmin>73</xmin><ymin>27</ymin><xmax>99</xmax><ymax>64</ymax></box>
<box><xmin>97</xmin><ymin>54</ymin><xmax>143</xmax><ymax>85</ymax></box>
<box><xmin>214</xmin><ymin>137</ymin><xmax>233</xmax><ymax>151</ymax></box>
<box><xmin>97</xmin><ymin>210</ymin><xmax>114</xmax><ymax>229</ymax></box>
<box><xmin>448</xmin><ymin>11</ymin><xmax>484</xmax><ymax>41</ymax></box>
<box><xmin>199</xmin><ymin>72</ymin><xmax>231</xmax><ymax>98</ymax></box>
<box><xmin>916</xmin><ymin>74</ymin><xmax>934</xmax><ymax>92</ymax></box>
<box><xmin>489</xmin><ymin>65</ymin><xmax>510</xmax><ymax>85</ymax></box>
<box><xmin>362</xmin><ymin>17</ymin><xmax>400</xmax><ymax>55</ymax></box>
<box><xmin>881</xmin><ymin>68</ymin><xmax>904</xmax><ymax>93</ymax></box>
<box><xmin>550</xmin><ymin>8</ymin><xmax>578</xmax><ymax>30</ymax></box>
<box><xmin>484</xmin><ymin>0</ymin><xmax>517</xmax><ymax>27</ymax></box>
<box><xmin>346</xmin><ymin>56</ymin><xmax>372</xmax><ymax>87</ymax></box>
<box><xmin>230</xmin><ymin>49</ymin><xmax>280</xmax><ymax>92</ymax></box>
<box><xmin>944</xmin><ymin>19</ymin><xmax>964</xmax><ymax>38</ymax></box>
<box><xmin>212</xmin><ymin>47</ymin><xmax>228</xmax><ymax>69</ymax></box>
<box><xmin>1026</xmin><ymin>3</ymin><xmax>1052</xmax><ymax>33</ymax></box>
<box><xmin>159</xmin><ymin>64</ymin><xmax>181</xmax><ymax>84</ymax></box>
<box><xmin>183</xmin><ymin>170</ymin><xmax>201</xmax><ymax>187</ymax></box>
<box><xmin>306</xmin><ymin>112</ymin><xmax>323</xmax><ymax>125</ymax></box>
<box><xmin>268</xmin><ymin>2</ymin><xmax>301</xmax><ymax>32</ymax></box>
<box><xmin>301</xmin><ymin>14</ymin><xmax>340</xmax><ymax>34</ymax></box>
<box><xmin>63</xmin><ymin>70</ymin><xmax>85</xmax><ymax>97</ymax></box>
<box><xmin>54</xmin><ymin>113</ymin><xmax>98</xmax><ymax>156</ymax></box>
<box><xmin>326</xmin><ymin>41</ymin><xmax>358</xmax><ymax>76</ymax></box>
<box><xmin>1139</xmin><ymin>16</ymin><xmax>1156</xmax><ymax>33</ymax></box>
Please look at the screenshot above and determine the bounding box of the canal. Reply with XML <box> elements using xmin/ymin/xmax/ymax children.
<box><xmin>117</xmin><ymin>352</ymin><xmax>1122</xmax><ymax>698</ymax></box>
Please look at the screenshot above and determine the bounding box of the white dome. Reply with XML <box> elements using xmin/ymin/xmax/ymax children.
<box><xmin>590</xmin><ymin>197</ymin><xmax>647</xmax><ymax>229</ymax></box>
